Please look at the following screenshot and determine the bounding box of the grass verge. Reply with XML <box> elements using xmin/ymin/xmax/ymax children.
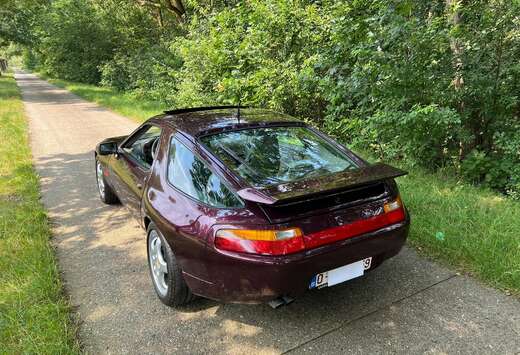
<box><xmin>398</xmin><ymin>168</ymin><xmax>519</xmax><ymax>295</ymax></box>
<box><xmin>0</xmin><ymin>72</ymin><xmax>80</xmax><ymax>353</ymax></box>
<box><xmin>36</xmin><ymin>74</ymin><xmax>520</xmax><ymax>296</ymax></box>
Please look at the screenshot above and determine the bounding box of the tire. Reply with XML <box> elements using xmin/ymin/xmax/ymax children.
<box><xmin>95</xmin><ymin>158</ymin><xmax>119</xmax><ymax>204</ymax></box>
<box><xmin>147</xmin><ymin>222</ymin><xmax>194</xmax><ymax>307</ymax></box>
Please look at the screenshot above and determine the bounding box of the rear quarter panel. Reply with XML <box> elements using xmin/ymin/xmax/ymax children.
<box><xmin>141</xmin><ymin>127</ymin><xmax>267</xmax><ymax>291</ymax></box>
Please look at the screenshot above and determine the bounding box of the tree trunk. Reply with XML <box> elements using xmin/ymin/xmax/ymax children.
<box><xmin>136</xmin><ymin>0</ymin><xmax>185</xmax><ymax>23</ymax></box>
<box><xmin>446</xmin><ymin>0</ymin><xmax>464</xmax><ymax>90</ymax></box>
<box><xmin>445</xmin><ymin>0</ymin><xmax>466</xmax><ymax>163</ymax></box>
<box><xmin>165</xmin><ymin>0</ymin><xmax>185</xmax><ymax>22</ymax></box>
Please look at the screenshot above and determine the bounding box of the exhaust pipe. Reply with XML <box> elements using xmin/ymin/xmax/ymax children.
<box><xmin>268</xmin><ymin>296</ymin><xmax>294</xmax><ymax>309</ymax></box>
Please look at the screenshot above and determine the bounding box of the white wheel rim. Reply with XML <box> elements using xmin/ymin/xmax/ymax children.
<box><xmin>96</xmin><ymin>161</ymin><xmax>105</xmax><ymax>198</ymax></box>
<box><xmin>149</xmin><ymin>230</ymin><xmax>168</xmax><ymax>296</ymax></box>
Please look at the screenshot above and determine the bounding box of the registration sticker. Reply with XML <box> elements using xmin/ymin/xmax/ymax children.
<box><xmin>309</xmin><ymin>257</ymin><xmax>372</xmax><ymax>289</ymax></box>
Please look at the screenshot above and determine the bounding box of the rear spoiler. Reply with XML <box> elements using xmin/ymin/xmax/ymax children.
<box><xmin>236</xmin><ymin>163</ymin><xmax>407</xmax><ymax>205</ymax></box>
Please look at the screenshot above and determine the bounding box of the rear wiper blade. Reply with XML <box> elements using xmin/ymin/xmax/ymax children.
<box><xmin>215</xmin><ymin>143</ymin><xmax>281</xmax><ymax>184</ymax></box>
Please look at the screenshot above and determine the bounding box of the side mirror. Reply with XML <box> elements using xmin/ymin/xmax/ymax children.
<box><xmin>99</xmin><ymin>142</ymin><xmax>118</xmax><ymax>156</ymax></box>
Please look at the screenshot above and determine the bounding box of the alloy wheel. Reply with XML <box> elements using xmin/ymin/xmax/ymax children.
<box><xmin>149</xmin><ymin>230</ymin><xmax>169</xmax><ymax>296</ymax></box>
<box><xmin>96</xmin><ymin>161</ymin><xmax>105</xmax><ymax>198</ymax></box>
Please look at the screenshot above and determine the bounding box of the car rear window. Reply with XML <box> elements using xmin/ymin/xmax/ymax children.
<box><xmin>200</xmin><ymin>126</ymin><xmax>358</xmax><ymax>187</ymax></box>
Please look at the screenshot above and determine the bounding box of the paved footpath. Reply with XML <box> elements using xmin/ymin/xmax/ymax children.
<box><xmin>16</xmin><ymin>71</ymin><xmax>520</xmax><ymax>354</ymax></box>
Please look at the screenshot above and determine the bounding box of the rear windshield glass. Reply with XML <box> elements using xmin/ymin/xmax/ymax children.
<box><xmin>200</xmin><ymin>126</ymin><xmax>358</xmax><ymax>187</ymax></box>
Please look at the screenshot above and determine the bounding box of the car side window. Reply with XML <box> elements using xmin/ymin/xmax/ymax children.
<box><xmin>167</xmin><ymin>137</ymin><xmax>243</xmax><ymax>208</ymax></box>
<box><xmin>122</xmin><ymin>125</ymin><xmax>161</xmax><ymax>169</ymax></box>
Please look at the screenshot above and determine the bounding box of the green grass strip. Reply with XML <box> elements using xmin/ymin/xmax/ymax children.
<box><xmin>0</xmin><ymin>72</ymin><xmax>80</xmax><ymax>353</ymax></box>
<box><xmin>400</xmin><ymin>169</ymin><xmax>520</xmax><ymax>295</ymax></box>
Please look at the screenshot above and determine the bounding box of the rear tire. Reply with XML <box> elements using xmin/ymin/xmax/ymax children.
<box><xmin>95</xmin><ymin>158</ymin><xmax>119</xmax><ymax>204</ymax></box>
<box><xmin>147</xmin><ymin>222</ymin><xmax>194</xmax><ymax>307</ymax></box>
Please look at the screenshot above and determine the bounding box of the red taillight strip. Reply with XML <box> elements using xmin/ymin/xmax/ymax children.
<box><xmin>215</xmin><ymin>234</ymin><xmax>305</xmax><ymax>256</ymax></box>
<box><xmin>303</xmin><ymin>207</ymin><xmax>406</xmax><ymax>249</ymax></box>
<box><xmin>214</xmin><ymin>207</ymin><xmax>406</xmax><ymax>256</ymax></box>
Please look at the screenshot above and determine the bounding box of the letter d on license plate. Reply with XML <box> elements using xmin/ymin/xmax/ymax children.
<box><xmin>309</xmin><ymin>257</ymin><xmax>372</xmax><ymax>289</ymax></box>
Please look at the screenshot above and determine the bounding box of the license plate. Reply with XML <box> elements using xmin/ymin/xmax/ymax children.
<box><xmin>309</xmin><ymin>257</ymin><xmax>372</xmax><ymax>289</ymax></box>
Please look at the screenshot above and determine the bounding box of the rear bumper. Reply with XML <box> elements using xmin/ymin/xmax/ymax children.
<box><xmin>185</xmin><ymin>217</ymin><xmax>410</xmax><ymax>303</ymax></box>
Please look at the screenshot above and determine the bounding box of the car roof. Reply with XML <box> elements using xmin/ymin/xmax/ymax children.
<box><xmin>150</xmin><ymin>107</ymin><xmax>304</xmax><ymax>139</ymax></box>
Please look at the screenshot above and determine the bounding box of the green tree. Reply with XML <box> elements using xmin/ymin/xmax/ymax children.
<box><xmin>4</xmin><ymin>0</ymin><xmax>520</xmax><ymax>196</ymax></box>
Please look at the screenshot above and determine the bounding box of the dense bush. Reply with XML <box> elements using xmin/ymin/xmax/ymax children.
<box><xmin>173</xmin><ymin>1</ymin><xmax>330</xmax><ymax>116</ymax></box>
<box><xmin>461</xmin><ymin>129</ymin><xmax>520</xmax><ymax>197</ymax></box>
<box><xmin>5</xmin><ymin>0</ymin><xmax>520</xmax><ymax>198</ymax></box>
<box><xmin>367</xmin><ymin>105</ymin><xmax>461</xmax><ymax>167</ymax></box>
<box><xmin>36</xmin><ymin>0</ymin><xmax>119</xmax><ymax>83</ymax></box>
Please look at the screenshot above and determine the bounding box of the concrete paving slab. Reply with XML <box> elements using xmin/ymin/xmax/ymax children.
<box><xmin>15</xmin><ymin>71</ymin><xmax>520</xmax><ymax>354</ymax></box>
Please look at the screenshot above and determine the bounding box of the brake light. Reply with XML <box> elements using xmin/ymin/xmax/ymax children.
<box><xmin>215</xmin><ymin>228</ymin><xmax>305</xmax><ymax>255</ymax></box>
<box><xmin>304</xmin><ymin>197</ymin><xmax>405</xmax><ymax>249</ymax></box>
<box><xmin>214</xmin><ymin>197</ymin><xmax>406</xmax><ymax>255</ymax></box>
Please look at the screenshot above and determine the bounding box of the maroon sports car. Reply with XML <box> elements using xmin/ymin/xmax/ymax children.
<box><xmin>95</xmin><ymin>107</ymin><xmax>410</xmax><ymax>307</ymax></box>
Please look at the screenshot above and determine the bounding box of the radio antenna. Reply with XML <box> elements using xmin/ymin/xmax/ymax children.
<box><xmin>237</xmin><ymin>99</ymin><xmax>241</xmax><ymax>123</ymax></box>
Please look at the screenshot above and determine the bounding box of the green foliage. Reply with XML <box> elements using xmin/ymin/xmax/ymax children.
<box><xmin>173</xmin><ymin>1</ymin><xmax>330</xmax><ymax>116</ymax></box>
<box><xmin>97</xmin><ymin>0</ymin><xmax>183</xmax><ymax>98</ymax></box>
<box><xmin>35</xmin><ymin>0</ymin><xmax>118</xmax><ymax>83</ymax></box>
<box><xmin>21</xmin><ymin>47</ymin><xmax>38</xmax><ymax>70</ymax></box>
<box><xmin>460</xmin><ymin>129</ymin><xmax>520</xmax><ymax>198</ymax></box>
<box><xmin>100</xmin><ymin>48</ymin><xmax>183</xmax><ymax>102</ymax></box>
<box><xmin>5</xmin><ymin>0</ymin><xmax>520</xmax><ymax>198</ymax></box>
<box><xmin>0</xmin><ymin>0</ymin><xmax>49</xmax><ymax>46</ymax></box>
<box><xmin>494</xmin><ymin>130</ymin><xmax>520</xmax><ymax>198</ymax></box>
<box><xmin>368</xmin><ymin>105</ymin><xmax>461</xmax><ymax>167</ymax></box>
<box><xmin>318</xmin><ymin>0</ymin><xmax>520</xmax><ymax>197</ymax></box>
